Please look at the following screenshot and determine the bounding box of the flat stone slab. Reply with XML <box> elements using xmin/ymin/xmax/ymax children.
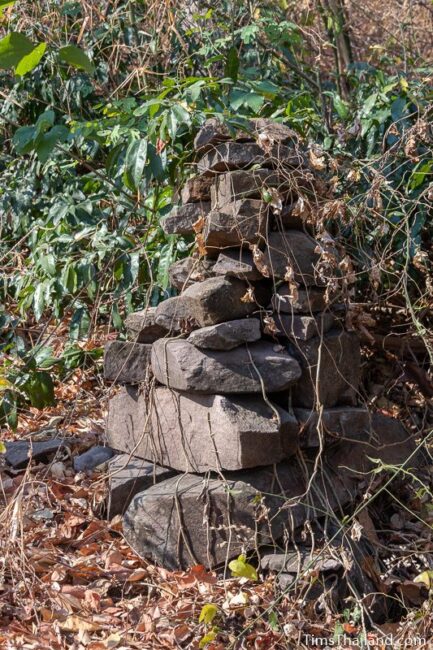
<box><xmin>271</xmin><ymin>286</ymin><xmax>329</xmax><ymax>314</ymax></box>
<box><xmin>288</xmin><ymin>329</ymin><xmax>361</xmax><ymax>407</ymax></box>
<box><xmin>213</xmin><ymin>248</ymin><xmax>262</xmax><ymax>281</ymax></box>
<box><xmin>73</xmin><ymin>446</ymin><xmax>115</xmax><ymax>472</ymax></box>
<box><xmin>193</xmin><ymin>118</ymin><xmax>232</xmax><ymax>152</ymax></box>
<box><xmin>197</xmin><ymin>142</ymin><xmax>265</xmax><ymax>174</ymax></box>
<box><xmin>257</xmin><ymin>231</ymin><xmax>322</xmax><ymax>285</ymax></box>
<box><xmin>107</xmin><ymin>386</ymin><xmax>298</xmax><ymax>473</ymax></box>
<box><xmin>123</xmin><ymin>417</ymin><xmax>420</xmax><ymax>569</ymax></box>
<box><xmin>211</xmin><ymin>169</ymin><xmax>292</xmax><ymax>209</ymax></box>
<box><xmin>161</xmin><ymin>202</ymin><xmax>211</xmax><ymax>235</ymax></box>
<box><xmin>168</xmin><ymin>257</ymin><xmax>215</xmax><ymax>291</ymax></box>
<box><xmin>273</xmin><ymin>312</ymin><xmax>335</xmax><ymax>341</ymax></box>
<box><xmin>104</xmin><ymin>341</ymin><xmax>152</xmax><ymax>384</ymax></box>
<box><xmin>187</xmin><ymin>318</ymin><xmax>261</xmax><ymax>350</ymax></box>
<box><xmin>125</xmin><ymin>307</ymin><xmax>168</xmax><ymax>343</ymax></box>
<box><xmin>180</xmin><ymin>276</ymin><xmax>258</xmax><ymax>327</ymax></box>
<box><xmin>4</xmin><ymin>438</ymin><xmax>72</xmax><ymax>469</ymax></box>
<box><xmin>260</xmin><ymin>551</ymin><xmax>342</xmax><ymax>574</ymax></box>
<box><xmin>294</xmin><ymin>407</ymin><xmax>371</xmax><ymax>448</ymax></box>
<box><xmin>202</xmin><ymin>200</ymin><xmax>269</xmax><ymax>250</ymax></box>
<box><xmin>107</xmin><ymin>454</ymin><xmax>175</xmax><ymax>518</ymax></box>
<box><xmin>181</xmin><ymin>175</ymin><xmax>214</xmax><ymax>203</ymax></box>
<box><xmin>154</xmin><ymin>295</ymin><xmax>198</xmax><ymax>333</ymax></box>
<box><xmin>151</xmin><ymin>338</ymin><xmax>301</xmax><ymax>393</ymax></box>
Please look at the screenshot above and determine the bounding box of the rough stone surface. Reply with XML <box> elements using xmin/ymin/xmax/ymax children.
<box><xmin>197</xmin><ymin>143</ymin><xmax>265</xmax><ymax>174</ymax></box>
<box><xmin>258</xmin><ymin>230</ymin><xmax>322</xmax><ymax>285</ymax></box>
<box><xmin>273</xmin><ymin>311</ymin><xmax>335</xmax><ymax>341</ymax></box>
<box><xmin>271</xmin><ymin>286</ymin><xmax>329</xmax><ymax>314</ymax></box>
<box><xmin>260</xmin><ymin>551</ymin><xmax>342</xmax><ymax>574</ymax></box>
<box><xmin>107</xmin><ymin>386</ymin><xmax>298</xmax><ymax>473</ymax></box>
<box><xmin>104</xmin><ymin>341</ymin><xmax>152</xmax><ymax>384</ymax></box>
<box><xmin>4</xmin><ymin>438</ymin><xmax>72</xmax><ymax>469</ymax></box>
<box><xmin>181</xmin><ymin>175</ymin><xmax>214</xmax><ymax>203</ymax></box>
<box><xmin>151</xmin><ymin>339</ymin><xmax>301</xmax><ymax>394</ymax></box>
<box><xmin>288</xmin><ymin>329</ymin><xmax>361</xmax><ymax>408</ymax></box>
<box><xmin>252</xmin><ymin>118</ymin><xmax>299</xmax><ymax>146</ymax></box>
<box><xmin>203</xmin><ymin>200</ymin><xmax>269</xmax><ymax>250</ymax></box>
<box><xmin>154</xmin><ymin>295</ymin><xmax>198</xmax><ymax>333</ymax></box>
<box><xmin>161</xmin><ymin>202</ymin><xmax>211</xmax><ymax>235</ymax></box>
<box><xmin>187</xmin><ymin>318</ymin><xmax>261</xmax><ymax>350</ymax></box>
<box><xmin>193</xmin><ymin>118</ymin><xmax>231</xmax><ymax>152</ymax></box>
<box><xmin>213</xmin><ymin>248</ymin><xmax>262</xmax><ymax>281</ymax></box>
<box><xmin>73</xmin><ymin>446</ymin><xmax>115</xmax><ymax>472</ymax></box>
<box><xmin>168</xmin><ymin>257</ymin><xmax>215</xmax><ymax>291</ymax></box>
<box><xmin>211</xmin><ymin>169</ymin><xmax>292</xmax><ymax>209</ymax></box>
<box><xmin>107</xmin><ymin>454</ymin><xmax>175</xmax><ymax>518</ymax></box>
<box><xmin>125</xmin><ymin>307</ymin><xmax>167</xmax><ymax>343</ymax></box>
<box><xmin>122</xmin><ymin>417</ymin><xmax>421</xmax><ymax>569</ymax></box>
<box><xmin>294</xmin><ymin>407</ymin><xmax>371</xmax><ymax>448</ymax></box>
<box><xmin>180</xmin><ymin>276</ymin><xmax>258</xmax><ymax>327</ymax></box>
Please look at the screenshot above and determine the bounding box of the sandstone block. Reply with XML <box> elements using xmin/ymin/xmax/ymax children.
<box><xmin>107</xmin><ymin>454</ymin><xmax>175</xmax><ymax>518</ymax></box>
<box><xmin>154</xmin><ymin>295</ymin><xmax>198</xmax><ymax>334</ymax></box>
<box><xmin>151</xmin><ymin>339</ymin><xmax>301</xmax><ymax>393</ymax></box>
<box><xmin>257</xmin><ymin>231</ymin><xmax>322</xmax><ymax>285</ymax></box>
<box><xmin>193</xmin><ymin>118</ymin><xmax>232</xmax><ymax>152</ymax></box>
<box><xmin>273</xmin><ymin>312</ymin><xmax>335</xmax><ymax>341</ymax></box>
<box><xmin>181</xmin><ymin>175</ymin><xmax>214</xmax><ymax>203</ymax></box>
<box><xmin>211</xmin><ymin>169</ymin><xmax>292</xmax><ymax>209</ymax></box>
<box><xmin>294</xmin><ymin>407</ymin><xmax>371</xmax><ymax>448</ymax></box>
<box><xmin>168</xmin><ymin>257</ymin><xmax>215</xmax><ymax>291</ymax></box>
<box><xmin>203</xmin><ymin>200</ymin><xmax>269</xmax><ymax>250</ymax></box>
<box><xmin>288</xmin><ymin>329</ymin><xmax>361</xmax><ymax>407</ymax></box>
<box><xmin>271</xmin><ymin>286</ymin><xmax>328</xmax><ymax>314</ymax></box>
<box><xmin>125</xmin><ymin>307</ymin><xmax>168</xmax><ymax>343</ymax></box>
<box><xmin>187</xmin><ymin>318</ymin><xmax>261</xmax><ymax>350</ymax></box>
<box><xmin>107</xmin><ymin>386</ymin><xmax>298</xmax><ymax>473</ymax></box>
<box><xmin>213</xmin><ymin>248</ymin><xmax>262</xmax><ymax>280</ymax></box>
<box><xmin>104</xmin><ymin>341</ymin><xmax>152</xmax><ymax>384</ymax></box>
<box><xmin>197</xmin><ymin>143</ymin><xmax>265</xmax><ymax>174</ymax></box>
<box><xmin>161</xmin><ymin>202</ymin><xmax>211</xmax><ymax>235</ymax></box>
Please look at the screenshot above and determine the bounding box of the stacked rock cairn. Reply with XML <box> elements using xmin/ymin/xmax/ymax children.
<box><xmin>104</xmin><ymin>118</ymin><xmax>416</xmax><ymax>572</ymax></box>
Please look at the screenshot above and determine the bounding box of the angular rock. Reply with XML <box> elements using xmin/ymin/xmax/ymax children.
<box><xmin>257</xmin><ymin>231</ymin><xmax>322</xmax><ymax>285</ymax></box>
<box><xmin>161</xmin><ymin>202</ymin><xmax>211</xmax><ymax>235</ymax></box>
<box><xmin>210</xmin><ymin>169</ymin><xmax>292</xmax><ymax>209</ymax></box>
<box><xmin>187</xmin><ymin>318</ymin><xmax>261</xmax><ymax>350</ymax></box>
<box><xmin>273</xmin><ymin>312</ymin><xmax>335</xmax><ymax>341</ymax></box>
<box><xmin>294</xmin><ymin>407</ymin><xmax>371</xmax><ymax>448</ymax></box>
<box><xmin>197</xmin><ymin>143</ymin><xmax>265</xmax><ymax>175</ymax></box>
<box><xmin>213</xmin><ymin>248</ymin><xmax>262</xmax><ymax>281</ymax></box>
<box><xmin>4</xmin><ymin>438</ymin><xmax>72</xmax><ymax>469</ymax></box>
<box><xmin>288</xmin><ymin>329</ymin><xmax>361</xmax><ymax>408</ymax></box>
<box><xmin>151</xmin><ymin>339</ymin><xmax>301</xmax><ymax>393</ymax></box>
<box><xmin>193</xmin><ymin>118</ymin><xmax>232</xmax><ymax>152</ymax></box>
<box><xmin>104</xmin><ymin>341</ymin><xmax>152</xmax><ymax>384</ymax></box>
<box><xmin>181</xmin><ymin>175</ymin><xmax>214</xmax><ymax>203</ymax></box>
<box><xmin>73</xmin><ymin>446</ymin><xmax>115</xmax><ymax>472</ymax></box>
<box><xmin>180</xmin><ymin>276</ymin><xmax>258</xmax><ymax>327</ymax></box>
<box><xmin>154</xmin><ymin>295</ymin><xmax>198</xmax><ymax>334</ymax></box>
<box><xmin>107</xmin><ymin>386</ymin><xmax>298</xmax><ymax>473</ymax></box>
<box><xmin>107</xmin><ymin>454</ymin><xmax>175</xmax><ymax>518</ymax></box>
<box><xmin>251</xmin><ymin>118</ymin><xmax>299</xmax><ymax>146</ymax></box>
<box><xmin>123</xmin><ymin>418</ymin><xmax>421</xmax><ymax>569</ymax></box>
<box><xmin>260</xmin><ymin>551</ymin><xmax>342</xmax><ymax>574</ymax></box>
<box><xmin>125</xmin><ymin>307</ymin><xmax>168</xmax><ymax>343</ymax></box>
<box><xmin>271</xmin><ymin>286</ymin><xmax>329</xmax><ymax>314</ymax></box>
<box><xmin>202</xmin><ymin>200</ymin><xmax>269</xmax><ymax>250</ymax></box>
<box><xmin>168</xmin><ymin>257</ymin><xmax>215</xmax><ymax>291</ymax></box>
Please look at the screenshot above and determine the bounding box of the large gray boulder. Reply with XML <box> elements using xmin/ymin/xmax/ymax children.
<box><xmin>202</xmin><ymin>200</ymin><xmax>269</xmax><ymax>250</ymax></box>
<box><xmin>106</xmin><ymin>386</ymin><xmax>298</xmax><ymax>473</ymax></box>
<box><xmin>104</xmin><ymin>341</ymin><xmax>152</xmax><ymax>384</ymax></box>
<box><xmin>187</xmin><ymin>318</ymin><xmax>261</xmax><ymax>350</ymax></box>
<box><xmin>257</xmin><ymin>231</ymin><xmax>322</xmax><ymax>285</ymax></box>
<box><xmin>168</xmin><ymin>257</ymin><xmax>215</xmax><ymax>291</ymax></box>
<box><xmin>151</xmin><ymin>339</ymin><xmax>301</xmax><ymax>394</ymax></box>
<box><xmin>154</xmin><ymin>295</ymin><xmax>198</xmax><ymax>334</ymax></box>
<box><xmin>125</xmin><ymin>307</ymin><xmax>168</xmax><ymax>343</ymax></box>
<box><xmin>161</xmin><ymin>202</ymin><xmax>211</xmax><ymax>235</ymax></box>
<box><xmin>288</xmin><ymin>329</ymin><xmax>361</xmax><ymax>407</ymax></box>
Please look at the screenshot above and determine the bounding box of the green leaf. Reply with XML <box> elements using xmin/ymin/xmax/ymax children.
<box><xmin>228</xmin><ymin>555</ymin><xmax>258</xmax><ymax>581</ymax></box>
<box><xmin>199</xmin><ymin>628</ymin><xmax>218</xmax><ymax>649</ymax></box>
<box><xmin>59</xmin><ymin>44</ymin><xmax>94</xmax><ymax>73</ymax></box>
<box><xmin>0</xmin><ymin>1</ymin><xmax>15</xmax><ymax>17</ymax></box>
<box><xmin>24</xmin><ymin>371</ymin><xmax>55</xmax><ymax>409</ymax></box>
<box><xmin>199</xmin><ymin>604</ymin><xmax>218</xmax><ymax>625</ymax></box>
<box><xmin>123</xmin><ymin>138</ymin><xmax>148</xmax><ymax>190</ymax></box>
<box><xmin>224</xmin><ymin>46</ymin><xmax>239</xmax><ymax>82</ymax></box>
<box><xmin>35</xmin><ymin>125</ymin><xmax>69</xmax><ymax>162</ymax></box>
<box><xmin>33</xmin><ymin>283</ymin><xmax>45</xmax><ymax>321</ymax></box>
<box><xmin>12</xmin><ymin>125</ymin><xmax>35</xmax><ymax>154</ymax></box>
<box><xmin>15</xmin><ymin>42</ymin><xmax>46</xmax><ymax>76</ymax></box>
<box><xmin>0</xmin><ymin>441</ymin><xmax>6</xmax><ymax>454</ymax></box>
<box><xmin>0</xmin><ymin>32</ymin><xmax>34</xmax><ymax>69</ymax></box>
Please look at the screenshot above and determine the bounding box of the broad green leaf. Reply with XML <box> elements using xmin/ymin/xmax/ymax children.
<box><xmin>33</xmin><ymin>283</ymin><xmax>45</xmax><ymax>321</ymax></box>
<box><xmin>123</xmin><ymin>138</ymin><xmax>148</xmax><ymax>190</ymax></box>
<box><xmin>199</xmin><ymin>604</ymin><xmax>218</xmax><ymax>624</ymax></box>
<box><xmin>0</xmin><ymin>1</ymin><xmax>15</xmax><ymax>17</ymax></box>
<box><xmin>199</xmin><ymin>628</ymin><xmax>217</xmax><ymax>649</ymax></box>
<box><xmin>12</xmin><ymin>125</ymin><xmax>35</xmax><ymax>154</ymax></box>
<box><xmin>333</xmin><ymin>94</ymin><xmax>349</xmax><ymax>120</ymax></box>
<box><xmin>0</xmin><ymin>32</ymin><xmax>34</xmax><ymax>69</ymax></box>
<box><xmin>24</xmin><ymin>371</ymin><xmax>55</xmax><ymax>409</ymax></box>
<box><xmin>59</xmin><ymin>44</ymin><xmax>94</xmax><ymax>73</ymax></box>
<box><xmin>228</xmin><ymin>554</ymin><xmax>258</xmax><ymax>581</ymax></box>
<box><xmin>35</xmin><ymin>125</ymin><xmax>69</xmax><ymax>162</ymax></box>
<box><xmin>224</xmin><ymin>46</ymin><xmax>239</xmax><ymax>82</ymax></box>
<box><xmin>15</xmin><ymin>42</ymin><xmax>46</xmax><ymax>76</ymax></box>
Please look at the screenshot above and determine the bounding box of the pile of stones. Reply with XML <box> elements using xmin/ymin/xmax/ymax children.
<box><xmin>103</xmin><ymin>118</ymin><xmax>417</xmax><ymax>572</ymax></box>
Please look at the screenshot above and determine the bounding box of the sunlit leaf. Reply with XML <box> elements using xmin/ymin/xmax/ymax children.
<box><xmin>199</xmin><ymin>603</ymin><xmax>218</xmax><ymax>624</ymax></box>
<box><xmin>59</xmin><ymin>44</ymin><xmax>94</xmax><ymax>73</ymax></box>
<box><xmin>15</xmin><ymin>42</ymin><xmax>46</xmax><ymax>76</ymax></box>
<box><xmin>228</xmin><ymin>554</ymin><xmax>258</xmax><ymax>581</ymax></box>
<box><xmin>0</xmin><ymin>32</ymin><xmax>34</xmax><ymax>69</ymax></box>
